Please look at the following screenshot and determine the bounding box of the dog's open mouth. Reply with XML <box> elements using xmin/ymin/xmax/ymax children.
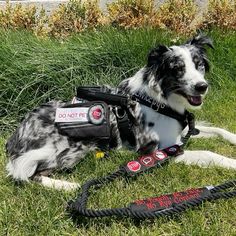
<box><xmin>178</xmin><ymin>92</ymin><xmax>203</xmax><ymax>106</ymax></box>
<box><xmin>186</xmin><ymin>95</ymin><xmax>203</xmax><ymax>106</ymax></box>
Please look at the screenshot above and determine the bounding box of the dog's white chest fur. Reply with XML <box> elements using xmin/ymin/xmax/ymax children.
<box><xmin>141</xmin><ymin>105</ymin><xmax>182</xmax><ymax>149</ymax></box>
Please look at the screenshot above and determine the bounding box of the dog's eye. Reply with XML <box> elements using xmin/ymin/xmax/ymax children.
<box><xmin>175</xmin><ymin>64</ymin><xmax>184</xmax><ymax>70</ymax></box>
<box><xmin>193</xmin><ymin>56</ymin><xmax>205</xmax><ymax>71</ymax></box>
<box><xmin>197</xmin><ymin>62</ymin><xmax>205</xmax><ymax>71</ymax></box>
<box><xmin>170</xmin><ymin>64</ymin><xmax>185</xmax><ymax>77</ymax></box>
<box><xmin>173</xmin><ymin>64</ymin><xmax>185</xmax><ymax>74</ymax></box>
<box><xmin>170</xmin><ymin>61</ymin><xmax>184</xmax><ymax>70</ymax></box>
<box><xmin>169</xmin><ymin>57</ymin><xmax>185</xmax><ymax>76</ymax></box>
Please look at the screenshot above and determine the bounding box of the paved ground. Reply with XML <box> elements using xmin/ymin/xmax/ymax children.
<box><xmin>0</xmin><ymin>0</ymin><xmax>69</xmax><ymax>15</ymax></box>
<box><xmin>0</xmin><ymin>0</ymin><xmax>208</xmax><ymax>15</ymax></box>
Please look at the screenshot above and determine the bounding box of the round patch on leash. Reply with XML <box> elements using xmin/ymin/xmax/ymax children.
<box><xmin>154</xmin><ymin>151</ymin><xmax>167</xmax><ymax>160</ymax></box>
<box><xmin>88</xmin><ymin>104</ymin><xmax>105</xmax><ymax>125</ymax></box>
<box><xmin>140</xmin><ymin>156</ymin><xmax>155</xmax><ymax>167</ymax></box>
<box><xmin>127</xmin><ymin>161</ymin><xmax>141</xmax><ymax>172</ymax></box>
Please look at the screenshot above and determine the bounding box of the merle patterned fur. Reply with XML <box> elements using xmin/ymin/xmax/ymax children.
<box><xmin>6</xmin><ymin>35</ymin><xmax>236</xmax><ymax>190</ymax></box>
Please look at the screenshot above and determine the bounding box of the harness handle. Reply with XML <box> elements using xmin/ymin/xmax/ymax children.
<box><xmin>77</xmin><ymin>86</ymin><xmax>129</xmax><ymax>107</ymax></box>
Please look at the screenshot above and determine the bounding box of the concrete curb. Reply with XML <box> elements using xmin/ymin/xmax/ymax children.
<box><xmin>0</xmin><ymin>0</ymin><xmax>69</xmax><ymax>15</ymax></box>
<box><xmin>0</xmin><ymin>0</ymin><xmax>208</xmax><ymax>15</ymax></box>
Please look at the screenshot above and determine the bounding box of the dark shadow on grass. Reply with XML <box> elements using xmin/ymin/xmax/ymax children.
<box><xmin>68</xmin><ymin>214</ymin><xmax>187</xmax><ymax>229</ymax></box>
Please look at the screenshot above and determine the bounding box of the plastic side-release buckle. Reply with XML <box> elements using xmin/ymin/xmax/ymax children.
<box><xmin>129</xmin><ymin>187</ymin><xmax>212</xmax><ymax>213</ymax></box>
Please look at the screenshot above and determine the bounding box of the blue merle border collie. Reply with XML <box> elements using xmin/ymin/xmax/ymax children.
<box><xmin>6</xmin><ymin>35</ymin><xmax>236</xmax><ymax>190</ymax></box>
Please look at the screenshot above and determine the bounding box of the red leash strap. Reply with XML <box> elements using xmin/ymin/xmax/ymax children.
<box><xmin>129</xmin><ymin>187</ymin><xmax>211</xmax><ymax>213</ymax></box>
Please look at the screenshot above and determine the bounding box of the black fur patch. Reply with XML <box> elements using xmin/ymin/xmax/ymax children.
<box><xmin>148</xmin><ymin>122</ymin><xmax>154</xmax><ymax>127</ymax></box>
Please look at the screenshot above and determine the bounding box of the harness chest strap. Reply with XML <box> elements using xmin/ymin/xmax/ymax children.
<box><xmin>131</xmin><ymin>92</ymin><xmax>188</xmax><ymax>129</ymax></box>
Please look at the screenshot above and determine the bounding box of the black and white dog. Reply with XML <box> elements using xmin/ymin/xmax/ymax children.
<box><xmin>6</xmin><ymin>35</ymin><xmax>236</xmax><ymax>190</ymax></box>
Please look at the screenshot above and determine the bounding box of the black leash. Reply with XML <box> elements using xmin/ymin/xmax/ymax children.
<box><xmin>67</xmin><ymin>144</ymin><xmax>181</xmax><ymax>219</ymax></box>
<box><xmin>67</xmin><ymin>175</ymin><xmax>236</xmax><ymax>219</ymax></box>
<box><xmin>67</xmin><ymin>138</ymin><xmax>236</xmax><ymax>219</ymax></box>
<box><xmin>67</xmin><ymin>86</ymin><xmax>236</xmax><ymax>220</ymax></box>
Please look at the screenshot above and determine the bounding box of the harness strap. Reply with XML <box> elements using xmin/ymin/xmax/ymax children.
<box><xmin>131</xmin><ymin>92</ymin><xmax>188</xmax><ymax>128</ymax></box>
<box><xmin>76</xmin><ymin>86</ymin><xmax>189</xmax><ymax>129</ymax></box>
<box><xmin>114</xmin><ymin>107</ymin><xmax>136</xmax><ymax>147</ymax></box>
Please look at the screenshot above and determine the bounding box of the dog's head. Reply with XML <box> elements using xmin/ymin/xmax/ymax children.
<box><xmin>146</xmin><ymin>35</ymin><xmax>213</xmax><ymax>110</ymax></box>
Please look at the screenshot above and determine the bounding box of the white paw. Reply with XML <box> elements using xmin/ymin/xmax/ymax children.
<box><xmin>40</xmin><ymin>176</ymin><xmax>80</xmax><ymax>191</ymax></box>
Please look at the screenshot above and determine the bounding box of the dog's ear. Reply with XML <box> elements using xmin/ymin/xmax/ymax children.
<box><xmin>187</xmin><ymin>35</ymin><xmax>214</xmax><ymax>50</ymax></box>
<box><xmin>188</xmin><ymin>35</ymin><xmax>213</xmax><ymax>72</ymax></box>
<box><xmin>147</xmin><ymin>45</ymin><xmax>169</xmax><ymax>67</ymax></box>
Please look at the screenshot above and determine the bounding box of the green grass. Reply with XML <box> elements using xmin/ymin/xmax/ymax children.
<box><xmin>0</xmin><ymin>28</ymin><xmax>236</xmax><ymax>235</ymax></box>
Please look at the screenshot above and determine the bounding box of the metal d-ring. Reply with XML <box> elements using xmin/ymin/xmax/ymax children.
<box><xmin>114</xmin><ymin>106</ymin><xmax>126</xmax><ymax>119</ymax></box>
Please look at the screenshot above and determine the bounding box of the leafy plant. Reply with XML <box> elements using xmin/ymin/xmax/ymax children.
<box><xmin>0</xmin><ymin>0</ymin><xmax>37</xmax><ymax>30</ymax></box>
<box><xmin>47</xmin><ymin>0</ymin><xmax>103</xmax><ymax>38</ymax></box>
<box><xmin>205</xmin><ymin>0</ymin><xmax>236</xmax><ymax>30</ymax></box>
<box><xmin>0</xmin><ymin>0</ymin><xmax>235</xmax><ymax>37</ymax></box>
<box><xmin>107</xmin><ymin>0</ymin><xmax>155</xmax><ymax>29</ymax></box>
<box><xmin>154</xmin><ymin>0</ymin><xmax>198</xmax><ymax>34</ymax></box>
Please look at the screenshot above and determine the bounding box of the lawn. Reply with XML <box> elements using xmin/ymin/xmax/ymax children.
<box><xmin>0</xmin><ymin>28</ymin><xmax>236</xmax><ymax>235</ymax></box>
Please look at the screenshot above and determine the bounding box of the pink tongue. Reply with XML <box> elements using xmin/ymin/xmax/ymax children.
<box><xmin>189</xmin><ymin>96</ymin><xmax>202</xmax><ymax>105</ymax></box>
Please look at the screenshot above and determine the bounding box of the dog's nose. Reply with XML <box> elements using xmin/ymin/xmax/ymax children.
<box><xmin>194</xmin><ymin>82</ymin><xmax>208</xmax><ymax>93</ymax></box>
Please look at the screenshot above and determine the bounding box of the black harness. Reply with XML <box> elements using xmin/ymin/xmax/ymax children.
<box><xmin>76</xmin><ymin>86</ymin><xmax>189</xmax><ymax>126</ymax></box>
<box><xmin>65</xmin><ymin>86</ymin><xmax>236</xmax><ymax>220</ymax></box>
<box><xmin>76</xmin><ymin>86</ymin><xmax>196</xmax><ymax>146</ymax></box>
